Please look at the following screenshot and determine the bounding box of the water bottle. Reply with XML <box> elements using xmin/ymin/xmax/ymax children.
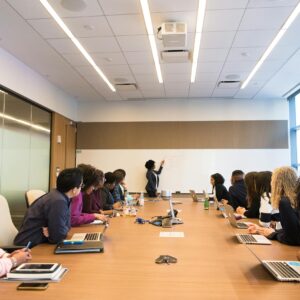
<box><xmin>139</xmin><ymin>192</ymin><xmax>144</xmax><ymax>206</ymax></box>
<box><xmin>204</xmin><ymin>192</ymin><xmax>209</xmax><ymax>210</ymax></box>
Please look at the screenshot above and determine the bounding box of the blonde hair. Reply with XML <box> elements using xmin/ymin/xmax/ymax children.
<box><xmin>271</xmin><ymin>166</ymin><xmax>297</xmax><ymax>209</ymax></box>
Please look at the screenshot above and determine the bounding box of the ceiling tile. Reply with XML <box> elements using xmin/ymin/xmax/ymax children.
<box><xmin>198</xmin><ymin>48</ymin><xmax>229</xmax><ymax>62</ymax></box>
<box><xmin>206</xmin><ymin>0</ymin><xmax>248</xmax><ymax>9</ymax></box>
<box><xmin>107</xmin><ymin>14</ymin><xmax>146</xmax><ymax>36</ymax></box>
<box><xmin>196</xmin><ymin>61</ymin><xmax>224</xmax><ymax>73</ymax></box>
<box><xmin>212</xmin><ymin>88</ymin><xmax>239</xmax><ymax>97</ymax></box>
<box><xmin>222</xmin><ymin>61</ymin><xmax>257</xmax><ymax>73</ymax></box>
<box><xmin>118</xmin><ymin>90</ymin><xmax>143</xmax><ymax>99</ymax></box>
<box><xmin>166</xmin><ymin>89</ymin><xmax>189</xmax><ymax>98</ymax></box>
<box><xmin>47</xmin><ymin>38</ymin><xmax>78</xmax><ymax>54</ymax></box>
<box><xmin>124</xmin><ymin>51</ymin><xmax>153</xmax><ymax>64</ymax></box>
<box><xmin>149</xmin><ymin>0</ymin><xmax>198</xmax><ymax>12</ymax></box>
<box><xmin>164</xmin><ymin>82</ymin><xmax>190</xmax><ymax>90</ymax></box>
<box><xmin>204</xmin><ymin>9</ymin><xmax>245</xmax><ymax>31</ymax></box>
<box><xmin>28</xmin><ymin>18</ymin><xmax>66</xmax><ymax>39</ymax></box>
<box><xmin>227</xmin><ymin>47</ymin><xmax>265</xmax><ymax>62</ymax></box>
<box><xmin>163</xmin><ymin>73</ymin><xmax>190</xmax><ymax>82</ymax></box>
<box><xmin>101</xmin><ymin>65</ymin><xmax>132</xmax><ymax>77</ymax></box>
<box><xmin>162</xmin><ymin>63</ymin><xmax>192</xmax><ymax>74</ymax></box>
<box><xmin>134</xmin><ymin>74</ymin><xmax>159</xmax><ymax>83</ymax></box>
<box><xmin>201</xmin><ymin>31</ymin><xmax>236</xmax><ymax>48</ymax></box>
<box><xmin>93</xmin><ymin>52</ymin><xmax>128</xmax><ymax>65</ymax></box>
<box><xmin>98</xmin><ymin>0</ymin><xmax>141</xmax><ymax>15</ymax></box>
<box><xmin>189</xmin><ymin>84</ymin><xmax>215</xmax><ymax>97</ymax></box>
<box><xmin>195</xmin><ymin>72</ymin><xmax>220</xmax><ymax>82</ymax></box>
<box><xmin>141</xmin><ymin>90</ymin><xmax>165</xmax><ymax>98</ymax></box>
<box><xmin>117</xmin><ymin>35</ymin><xmax>150</xmax><ymax>51</ymax></box>
<box><xmin>247</xmin><ymin>0</ymin><xmax>299</xmax><ymax>8</ymax></box>
<box><xmin>79</xmin><ymin>36</ymin><xmax>121</xmax><ymax>52</ymax></box>
<box><xmin>138</xmin><ymin>82</ymin><xmax>164</xmax><ymax>90</ymax></box>
<box><xmin>152</xmin><ymin>11</ymin><xmax>197</xmax><ymax>33</ymax></box>
<box><xmin>130</xmin><ymin>64</ymin><xmax>156</xmax><ymax>75</ymax></box>
<box><xmin>232</xmin><ymin>30</ymin><xmax>276</xmax><ymax>47</ymax></box>
<box><xmin>62</xmin><ymin>53</ymin><xmax>89</xmax><ymax>66</ymax></box>
<box><xmin>239</xmin><ymin>7</ymin><xmax>295</xmax><ymax>30</ymax></box>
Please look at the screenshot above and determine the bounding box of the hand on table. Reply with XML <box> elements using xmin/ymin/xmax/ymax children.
<box><xmin>236</xmin><ymin>207</ymin><xmax>246</xmax><ymax>215</ymax></box>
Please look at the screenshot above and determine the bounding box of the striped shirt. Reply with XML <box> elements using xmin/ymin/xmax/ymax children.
<box><xmin>0</xmin><ymin>249</ymin><xmax>12</xmax><ymax>277</ymax></box>
<box><xmin>259</xmin><ymin>194</ymin><xmax>281</xmax><ymax>229</ymax></box>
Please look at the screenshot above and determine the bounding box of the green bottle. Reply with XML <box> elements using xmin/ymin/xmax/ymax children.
<box><xmin>204</xmin><ymin>193</ymin><xmax>209</xmax><ymax>210</ymax></box>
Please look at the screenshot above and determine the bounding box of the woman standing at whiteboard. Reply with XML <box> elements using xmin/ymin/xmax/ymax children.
<box><xmin>145</xmin><ymin>160</ymin><xmax>165</xmax><ymax>197</ymax></box>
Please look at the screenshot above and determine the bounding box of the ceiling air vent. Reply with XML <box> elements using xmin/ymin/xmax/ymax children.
<box><xmin>115</xmin><ymin>83</ymin><xmax>137</xmax><ymax>91</ymax></box>
<box><xmin>218</xmin><ymin>81</ymin><xmax>241</xmax><ymax>88</ymax></box>
<box><xmin>161</xmin><ymin>50</ymin><xmax>189</xmax><ymax>63</ymax></box>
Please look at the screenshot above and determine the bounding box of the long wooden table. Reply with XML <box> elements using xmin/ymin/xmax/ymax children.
<box><xmin>1</xmin><ymin>198</ymin><xmax>300</xmax><ymax>299</ymax></box>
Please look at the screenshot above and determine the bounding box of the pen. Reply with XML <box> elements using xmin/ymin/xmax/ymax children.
<box><xmin>25</xmin><ymin>241</ymin><xmax>32</xmax><ymax>250</ymax></box>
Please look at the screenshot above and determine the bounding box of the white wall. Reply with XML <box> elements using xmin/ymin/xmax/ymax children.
<box><xmin>76</xmin><ymin>98</ymin><xmax>291</xmax><ymax>192</ymax></box>
<box><xmin>0</xmin><ymin>47</ymin><xmax>78</xmax><ymax>120</ymax></box>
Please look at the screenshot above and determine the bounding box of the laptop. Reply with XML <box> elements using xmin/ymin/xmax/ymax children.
<box><xmin>168</xmin><ymin>197</ymin><xmax>183</xmax><ymax>225</ymax></box>
<box><xmin>224</xmin><ymin>204</ymin><xmax>249</xmax><ymax>229</ymax></box>
<box><xmin>70</xmin><ymin>222</ymin><xmax>108</xmax><ymax>241</ymax></box>
<box><xmin>236</xmin><ymin>233</ymin><xmax>271</xmax><ymax>245</ymax></box>
<box><xmin>262</xmin><ymin>260</ymin><xmax>300</xmax><ymax>282</ymax></box>
<box><xmin>189</xmin><ymin>190</ymin><xmax>204</xmax><ymax>202</ymax></box>
<box><xmin>214</xmin><ymin>197</ymin><xmax>227</xmax><ymax>218</ymax></box>
<box><xmin>54</xmin><ymin>224</ymin><xmax>108</xmax><ymax>254</ymax></box>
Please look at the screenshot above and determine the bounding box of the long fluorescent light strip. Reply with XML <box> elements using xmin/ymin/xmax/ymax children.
<box><xmin>140</xmin><ymin>0</ymin><xmax>163</xmax><ymax>83</ymax></box>
<box><xmin>39</xmin><ymin>0</ymin><xmax>115</xmax><ymax>92</ymax></box>
<box><xmin>191</xmin><ymin>0</ymin><xmax>207</xmax><ymax>83</ymax></box>
<box><xmin>241</xmin><ymin>2</ymin><xmax>300</xmax><ymax>89</ymax></box>
<box><xmin>0</xmin><ymin>113</ymin><xmax>50</xmax><ymax>133</ymax></box>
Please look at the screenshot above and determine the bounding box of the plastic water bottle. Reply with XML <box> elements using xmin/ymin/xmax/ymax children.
<box><xmin>139</xmin><ymin>192</ymin><xmax>144</xmax><ymax>206</ymax></box>
<box><xmin>204</xmin><ymin>193</ymin><xmax>209</xmax><ymax>210</ymax></box>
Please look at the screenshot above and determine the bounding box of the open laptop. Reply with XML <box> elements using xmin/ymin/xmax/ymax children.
<box><xmin>71</xmin><ymin>223</ymin><xmax>108</xmax><ymax>241</ymax></box>
<box><xmin>224</xmin><ymin>204</ymin><xmax>249</xmax><ymax>229</ymax></box>
<box><xmin>236</xmin><ymin>233</ymin><xmax>271</xmax><ymax>245</ymax></box>
<box><xmin>169</xmin><ymin>197</ymin><xmax>183</xmax><ymax>225</ymax></box>
<box><xmin>261</xmin><ymin>260</ymin><xmax>300</xmax><ymax>282</ymax></box>
<box><xmin>214</xmin><ymin>197</ymin><xmax>227</xmax><ymax>218</ymax></box>
<box><xmin>189</xmin><ymin>190</ymin><xmax>204</xmax><ymax>202</ymax></box>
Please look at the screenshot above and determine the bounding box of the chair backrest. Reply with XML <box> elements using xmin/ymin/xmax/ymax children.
<box><xmin>0</xmin><ymin>195</ymin><xmax>18</xmax><ymax>245</ymax></box>
<box><xmin>25</xmin><ymin>190</ymin><xmax>46</xmax><ymax>207</ymax></box>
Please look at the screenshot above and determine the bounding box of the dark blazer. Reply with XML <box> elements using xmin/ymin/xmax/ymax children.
<box><xmin>244</xmin><ymin>193</ymin><xmax>261</xmax><ymax>218</ymax></box>
<box><xmin>14</xmin><ymin>189</ymin><xmax>71</xmax><ymax>247</ymax></box>
<box><xmin>228</xmin><ymin>180</ymin><xmax>247</xmax><ymax>209</ymax></box>
<box><xmin>214</xmin><ymin>184</ymin><xmax>231</xmax><ymax>203</ymax></box>
<box><xmin>145</xmin><ymin>166</ymin><xmax>163</xmax><ymax>197</ymax></box>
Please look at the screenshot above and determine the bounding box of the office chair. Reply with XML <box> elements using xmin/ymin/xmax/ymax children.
<box><xmin>0</xmin><ymin>195</ymin><xmax>18</xmax><ymax>246</ymax></box>
<box><xmin>25</xmin><ymin>189</ymin><xmax>46</xmax><ymax>207</ymax></box>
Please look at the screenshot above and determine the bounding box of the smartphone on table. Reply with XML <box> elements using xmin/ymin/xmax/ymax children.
<box><xmin>17</xmin><ymin>282</ymin><xmax>48</xmax><ymax>290</ymax></box>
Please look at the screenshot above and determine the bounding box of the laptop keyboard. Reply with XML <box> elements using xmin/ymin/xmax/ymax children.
<box><xmin>84</xmin><ymin>233</ymin><xmax>100</xmax><ymax>241</ymax></box>
<box><xmin>239</xmin><ymin>234</ymin><xmax>257</xmax><ymax>243</ymax></box>
<box><xmin>268</xmin><ymin>262</ymin><xmax>300</xmax><ymax>279</ymax></box>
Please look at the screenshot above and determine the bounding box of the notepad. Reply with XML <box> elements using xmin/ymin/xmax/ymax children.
<box><xmin>159</xmin><ymin>232</ymin><xmax>184</xmax><ymax>238</ymax></box>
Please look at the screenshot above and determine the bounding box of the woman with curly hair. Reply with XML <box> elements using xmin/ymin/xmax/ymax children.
<box><xmin>210</xmin><ymin>173</ymin><xmax>231</xmax><ymax>203</ymax></box>
<box><xmin>248</xmin><ymin>166</ymin><xmax>300</xmax><ymax>245</ymax></box>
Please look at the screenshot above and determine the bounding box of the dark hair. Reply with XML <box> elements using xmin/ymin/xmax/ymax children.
<box><xmin>77</xmin><ymin>164</ymin><xmax>101</xmax><ymax>191</ymax></box>
<box><xmin>295</xmin><ymin>178</ymin><xmax>300</xmax><ymax>209</ymax></box>
<box><xmin>105</xmin><ymin>172</ymin><xmax>116</xmax><ymax>184</ymax></box>
<box><xmin>255</xmin><ymin>171</ymin><xmax>272</xmax><ymax>197</ymax></box>
<box><xmin>244</xmin><ymin>172</ymin><xmax>258</xmax><ymax>207</ymax></box>
<box><xmin>56</xmin><ymin>168</ymin><xmax>82</xmax><ymax>193</ymax></box>
<box><xmin>211</xmin><ymin>173</ymin><xmax>225</xmax><ymax>185</ymax></box>
<box><xmin>113</xmin><ymin>169</ymin><xmax>126</xmax><ymax>183</ymax></box>
<box><xmin>232</xmin><ymin>170</ymin><xmax>244</xmax><ymax>177</ymax></box>
<box><xmin>145</xmin><ymin>160</ymin><xmax>155</xmax><ymax>170</ymax></box>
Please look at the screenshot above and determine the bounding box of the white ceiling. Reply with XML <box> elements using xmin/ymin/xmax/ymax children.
<box><xmin>0</xmin><ymin>0</ymin><xmax>300</xmax><ymax>101</ymax></box>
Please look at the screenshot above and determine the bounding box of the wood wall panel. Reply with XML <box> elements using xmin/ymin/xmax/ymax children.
<box><xmin>77</xmin><ymin>120</ymin><xmax>288</xmax><ymax>149</ymax></box>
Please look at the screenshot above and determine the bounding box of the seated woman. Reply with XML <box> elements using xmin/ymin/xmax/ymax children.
<box><xmin>256</xmin><ymin>171</ymin><xmax>281</xmax><ymax>229</ymax></box>
<box><xmin>236</xmin><ymin>172</ymin><xmax>260</xmax><ymax>218</ymax></box>
<box><xmin>71</xmin><ymin>164</ymin><xmax>108</xmax><ymax>226</ymax></box>
<box><xmin>248</xmin><ymin>166</ymin><xmax>300</xmax><ymax>246</ymax></box>
<box><xmin>0</xmin><ymin>248</ymin><xmax>31</xmax><ymax>277</ymax></box>
<box><xmin>112</xmin><ymin>169</ymin><xmax>127</xmax><ymax>202</ymax></box>
<box><xmin>145</xmin><ymin>160</ymin><xmax>164</xmax><ymax>197</ymax></box>
<box><xmin>210</xmin><ymin>173</ymin><xmax>231</xmax><ymax>203</ymax></box>
<box><xmin>228</xmin><ymin>170</ymin><xmax>247</xmax><ymax>210</ymax></box>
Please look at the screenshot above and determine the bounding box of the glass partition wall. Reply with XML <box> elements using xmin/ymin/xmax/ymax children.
<box><xmin>0</xmin><ymin>90</ymin><xmax>51</xmax><ymax>227</ymax></box>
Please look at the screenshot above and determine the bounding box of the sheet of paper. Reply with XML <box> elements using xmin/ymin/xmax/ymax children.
<box><xmin>159</xmin><ymin>232</ymin><xmax>184</xmax><ymax>238</ymax></box>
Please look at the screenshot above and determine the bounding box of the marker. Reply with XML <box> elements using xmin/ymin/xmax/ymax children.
<box><xmin>25</xmin><ymin>241</ymin><xmax>32</xmax><ymax>250</ymax></box>
<box><xmin>62</xmin><ymin>240</ymin><xmax>84</xmax><ymax>245</ymax></box>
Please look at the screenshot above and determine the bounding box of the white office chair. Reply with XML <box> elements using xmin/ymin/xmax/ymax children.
<box><xmin>0</xmin><ymin>195</ymin><xmax>18</xmax><ymax>246</ymax></box>
<box><xmin>25</xmin><ymin>189</ymin><xmax>46</xmax><ymax>207</ymax></box>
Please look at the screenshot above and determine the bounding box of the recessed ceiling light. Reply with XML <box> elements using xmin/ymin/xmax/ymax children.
<box><xmin>83</xmin><ymin>24</ymin><xmax>95</xmax><ymax>31</ymax></box>
<box><xmin>60</xmin><ymin>0</ymin><xmax>86</xmax><ymax>12</ymax></box>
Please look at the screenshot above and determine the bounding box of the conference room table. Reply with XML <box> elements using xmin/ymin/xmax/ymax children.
<box><xmin>1</xmin><ymin>197</ymin><xmax>300</xmax><ymax>300</ymax></box>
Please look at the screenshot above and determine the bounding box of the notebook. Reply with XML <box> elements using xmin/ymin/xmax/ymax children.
<box><xmin>262</xmin><ymin>260</ymin><xmax>300</xmax><ymax>282</ymax></box>
<box><xmin>236</xmin><ymin>234</ymin><xmax>272</xmax><ymax>245</ymax></box>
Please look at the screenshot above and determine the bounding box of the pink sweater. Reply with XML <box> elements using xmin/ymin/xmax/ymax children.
<box><xmin>0</xmin><ymin>249</ymin><xmax>12</xmax><ymax>277</ymax></box>
<box><xmin>70</xmin><ymin>192</ymin><xmax>96</xmax><ymax>226</ymax></box>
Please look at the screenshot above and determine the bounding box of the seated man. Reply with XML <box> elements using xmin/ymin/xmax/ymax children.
<box><xmin>228</xmin><ymin>170</ymin><xmax>247</xmax><ymax>210</ymax></box>
<box><xmin>14</xmin><ymin>168</ymin><xmax>83</xmax><ymax>247</ymax></box>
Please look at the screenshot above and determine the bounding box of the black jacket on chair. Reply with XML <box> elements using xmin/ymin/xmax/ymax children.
<box><xmin>145</xmin><ymin>166</ymin><xmax>163</xmax><ymax>197</ymax></box>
